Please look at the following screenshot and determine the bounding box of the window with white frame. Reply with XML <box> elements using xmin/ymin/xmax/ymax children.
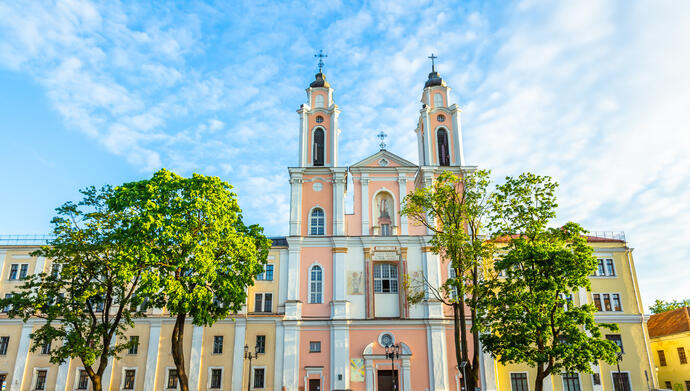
<box><xmin>373</xmin><ymin>263</ymin><xmax>398</xmax><ymax>293</ymax></box>
<box><xmin>209</xmin><ymin>368</ymin><xmax>223</xmax><ymax>389</ymax></box>
<box><xmin>40</xmin><ymin>341</ymin><xmax>51</xmax><ymax>355</ymax></box>
<box><xmin>592</xmin><ymin>293</ymin><xmax>622</xmax><ymax>312</ymax></box>
<box><xmin>213</xmin><ymin>336</ymin><xmax>224</xmax><ymax>354</ymax></box>
<box><xmin>448</xmin><ymin>266</ymin><xmax>458</xmax><ymax>300</ymax></box>
<box><xmin>310</xmin><ymin>208</ymin><xmax>325</xmax><ymax>235</ymax></box>
<box><xmin>562</xmin><ymin>373</ymin><xmax>580</xmax><ymax>391</ymax></box>
<box><xmin>593</xmin><ymin>258</ymin><xmax>616</xmax><ymax>276</ymax></box>
<box><xmin>256</xmin><ymin>335</ymin><xmax>266</xmax><ymax>354</ymax></box>
<box><xmin>77</xmin><ymin>369</ymin><xmax>89</xmax><ymax>389</ymax></box>
<box><xmin>309</xmin><ymin>265</ymin><xmax>323</xmax><ymax>303</ymax></box>
<box><xmin>0</xmin><ymin>336</ymin><xmax>9</xmax><ymax>355</ymax></box>
<box><xmin>433</xmin><ymin>93</ymin><xmax>443</xmax><ymax>107</ymax></box>
<box><xmin>510</xmin><ymin>373</ymin><xmax>528</xmax><ymax>391</ymax></box>
<box><xmin>315</xmin><ymin>94</ymin><xmax>325</xmax><ymax>108</ymax></box>
<box><xmin>34</xmin><ymin>369</ymin><xmax>48</xmax><ymax>390</ymax></box>
<box><xmin>253</xmin><ymin>367</ymin><xmax>265</xmax><ymax>389</ymax></box>
<box><xmin>606</xmin><ymin>334</ymin><xmax>624</xmax><ymax>353</ymax></box>
<box><xmin>2</xmin><ymin>293</ymin><xmax>12</xmax><ymax>312</ymax></box>
<box><xmin>8</xmin><ymin>263</ymin><xmax>29</xmax><ymax>280</ymax></box>
<box><xmin>612</xmin><ymin>372</ymin><xmax>631</xmax><ymax>391</ymax></box>
<box><xmin>123</xmin><ymin>369</ymin><xmax>136</xmax><ymax>389</ymax></box>
<box><xmin>254</xmin><ymin>293</ymin><xmax>273</xmax><ymax>312</ymax></box>
<box><xmin>257</xmin><ymin>264</ymin><xmax>274</xmax><ymax>281</ymax></box>
<box><xmin>128</xmin><ymin>336</ymin><xmax>139</xmax><ymax>355</ymax></box>
<box><xmin>309</xmin><ymin>341</ymin><xmax>321</xmax><ymax>353</ymax></box>
<box><xmin>167</xmin><ymin>368</ymin><xmax>178</xmax><ymax>389</ymax></box>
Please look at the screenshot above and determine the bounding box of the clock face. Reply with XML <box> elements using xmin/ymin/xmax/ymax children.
<box><xmin>315</xmin><ymin>115</ymin><xmax>324</xmax><ymax>123</ymax></box>
<box><xmin>437</xmin><ymin>114</ymin><xmax>445</xmax><ymax>122</ymax></box>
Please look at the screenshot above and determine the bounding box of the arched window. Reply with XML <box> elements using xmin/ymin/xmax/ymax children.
<box><xmin>310</xmin><ymin>208</ymin><xmax>325</xmax><ymax>235</ymax></box>
<box><xmin>309</xmin><ymin>265</ymin><xmax>323</xmax><ymax>303</ymax></box>
<box><xmin>315</xmin><ymin>94</ymin><xmax>325</xmax><ymax>108</ymax></box>
<box><xmin>437</xmin><ymin>128</ymin><xmax>450</xmax><ymax>166</ymax></box>
<box><xmin>434</xmin><ymin>93</ymin><xmax>443</xmax><ymax>107</ymax></box>
<box><xmin>313</xmin><ymin>128</ymin><xmax>325</xmax><ymax>166</ymax></box>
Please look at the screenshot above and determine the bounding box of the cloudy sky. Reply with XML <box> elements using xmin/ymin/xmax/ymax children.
<box><xmin>1</xmin><ymin>0</ymin><xmax>688</xmax><ymax>307</ymax></box>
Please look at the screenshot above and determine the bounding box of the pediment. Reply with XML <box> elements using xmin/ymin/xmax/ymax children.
<box><xmin>350</xmin><ymin>150</ymin><xmax>417</xmax><ymax>168</ymax></box>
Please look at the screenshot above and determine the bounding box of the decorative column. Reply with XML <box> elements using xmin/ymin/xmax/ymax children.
<box><xmin>364</xmin><ymin>358</ymin><xmax>375</xmax><ymax>391</ymax></box>
<box><xmin>361</xmin><ymin>175</ymin><xmax>370</xmax><ymax>235</ymax></box>
<box><xmin>10</xmin><ymin>323</ymin><xmax>32</xmax><ymax>391</ymax></box>
<box><xmin>421</xmin><ymin>106</ymin><xmax>433</xmax><ymax>166</ymax></box>
<box><xmin>231</xmin><ymin>319</ymin><xmax>247</xmax><ymax>391</ymax></box>
<box><xmin>288</xmin><ymin>169</ymin><xmax>304</xmax><ymax>236</ymax></box>
<box><xmin>297</xmin><ymin>105</ymin><xmax>309</xmax><ymax>166</ymax></box>
<box><xmin>330</xmin><ymin>322</ymin><xmax>350</xmax><ymax>391</ymax></box>
<box><xmin>54</xmin><ymin>359</ymin><xmax>70</xmax><ymax>391</ymax></box>
<box><xmin>34</xmin><ymin>256</ymin><xmax>46</xmax><ymax>274</ymax></box>
<box><xmin>333</xmin><ymin>169</ymin><xmax>347</xmax><ymax>236</ymax></box>
<box><xmin>188</xmin><ymin>325</ymin><xmax>204</xmax><ymax>391</ymax></box>
<box><xmin>331</xmin><ymin>246</ymin><xmax>349</xmax><ymax>316</ymax></box>
<box><xmin>398</xmin><ymin>175</ymin><xmax>408</xmax><ymax>235</ymax></box>
<box><xmin>450</xmin><ymin>104</ymin><xmax>464</xmax><ymax>166</ymax></box>
<box><xmin>274</xmin><ymin>321</ymin><xmax>285</xmax><ymax>391</ymax></box>
<box><xmin>282</xmin><ymin>322</ymin><xmax>301</xmax><ymax>391</ymax></box>
<box><xmin>143</xmin><ymin>319</ymin><xmax>162</xmax><ymax>391</ymax></box>
<box><xmin>479</xmin><ymin>339</ymin><xmax>498</xmax><ymax>391</ymax></box>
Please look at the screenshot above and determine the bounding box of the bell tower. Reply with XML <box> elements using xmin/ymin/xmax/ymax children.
<box><xmin>415</xmin><ymin>54</ymin><xmax>465</xmax><ymax>167</ymax></box>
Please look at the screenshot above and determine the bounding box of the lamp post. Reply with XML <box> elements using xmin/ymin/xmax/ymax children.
<box><xmin>459</xmin><ymin>361</ymin><xmax>468</xmax><ymax>391</ymax></box>
<box><xmin>384</xmin><ymin>343</ymin><xmax>401</xmax><ymax>391</ymax></box>
<box><xmin>615</xmin><ymin>351</ymin><xmax>624</xmax><ymax>391</ymax></box>
<box><xmin>245</xmin><ymin>344</ymin><xmax>260</xmax><ymax>391</ymax></box>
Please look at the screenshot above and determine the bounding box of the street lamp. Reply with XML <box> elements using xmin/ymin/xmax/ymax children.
<box><xmin>245</xmin><ymin>344</ymin><xmax>261</xmax><ymax>391</ymax></box>
<box><xmin>384</xmin><ymin>343</ymin><xmax>401</xmax><ymax>391</ymax></box>
<box><xmin>615</xmin><ymin>351</ymin><xmax>624</xmax><ymax>391</ymax></box>
<box><xmin>459</xmin><ymin>361</ymin><xmax>468</xmax><ymax>391</ymax></box>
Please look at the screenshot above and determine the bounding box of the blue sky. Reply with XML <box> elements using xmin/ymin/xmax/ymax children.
<box><xmin>1</xmin><ymin>0</ymin><xmax>689</xmax><ymax>307</ymax></box>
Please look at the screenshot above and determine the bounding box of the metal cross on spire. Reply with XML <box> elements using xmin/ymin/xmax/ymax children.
<box><xmin>315</xmin><ymin>50</ymin><xmax>328</xmax><ymax>73</ymax></box>
<box><xmin>428</xmin><ymin>53</ymin><xmax>438</xmax><ymax>72</ymax></box>
<box><xmin>377</xmin><ymin>130</ymin><xmax>388</xmax><ymax>150</ymax></box>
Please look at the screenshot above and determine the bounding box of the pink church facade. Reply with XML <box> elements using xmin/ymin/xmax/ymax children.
<box><xmin>279</xmin><ymin>66</ymin><xmax>473</xmax><ymax>391</ymax></box>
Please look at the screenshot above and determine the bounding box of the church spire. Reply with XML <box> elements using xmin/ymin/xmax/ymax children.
<box><xmin>310</xmin><ymin>50</ymin><xmax>331</xmax><ymax>88</ymax></box>
<box><xmin>425</xmin><ymin>52</ymin><xmax>446</xmax><ymax>88</ymax></box>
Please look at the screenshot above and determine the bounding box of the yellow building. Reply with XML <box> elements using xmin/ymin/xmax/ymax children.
<box><xmin>482</xmin><ymin>234</ymin><xmax>658</xmax><ymax>391</ymax></box>
<box><xmin>0</xmin><ymin>237</ymin><xmax>287</xmax><ymax>391</ymax></box>
<box><xmin>647</xmin><ymin>307</ymin><xmax>690</xmax><ymax>391</ymax></box>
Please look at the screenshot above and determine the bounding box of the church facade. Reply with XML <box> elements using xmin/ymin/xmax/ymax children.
<box><xmin>0</xmin><ymin>64</ymin><xmax>657</xmax><ymax>391</ymax></box>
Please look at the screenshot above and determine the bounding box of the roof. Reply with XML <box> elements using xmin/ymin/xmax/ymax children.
<box><xmin>648</xmin><ymin>307</ymin><xmax>690</xmax><ymax>338</ymax></box>
<box><xmin>424</xmin><ymin>71</ymin><xmax>446</xmax><ymax>88</ymax></box>
<box><xmin>268</xmin><ymin>236</ymin><xmax>288</xmax><ymax>247</ymax></box>
<box><xmin>350</xmin><ymin>149</ymin><xmax>418</xmax><ymax>168</ymax></box>
<box><xmin>309</xmin><ymin>72</ymin><xmax>330</xmax><ymax>88</ymax></box>
<box><xmin>491</xmin><ymin>233</ymin><xmax>626</xmax><ymax>243</ymax></box>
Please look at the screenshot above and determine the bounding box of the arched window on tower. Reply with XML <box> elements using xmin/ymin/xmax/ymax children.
<box><xmin>313</xmin><ymin>128</ymin><xmax>325</xmax><ymax>166</ymax></box>
<box><xmin>434</xmin><ymin>93</ymin><xmax>443</xmax><ymax>107</ymax></box>
<box><xmin>310</xmin><ymin>208</ymin><xmax>325</xmax><ymax>235</ymax></box>
<box><xmin>437</xmin><ymin>128</ymin><xmax>450</xmax><ymax>166</ymax></box>
<box><xmin>315</xmin><ymin>94</ymin><xmax>325</xmax><ymax>108</ymax></box>
<box><xmin>309</xmin><ymin>265</ymin><xmax>323</xmax><ymax>303</ymax></box>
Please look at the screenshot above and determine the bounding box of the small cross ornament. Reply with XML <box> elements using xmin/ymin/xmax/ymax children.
<box><xmin>377</xmin><ymin>130</ymin><xmax>387</xmax><ymax>150</ymax></box>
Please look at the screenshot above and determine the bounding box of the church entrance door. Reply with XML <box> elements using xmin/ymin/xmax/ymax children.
<box><xmin>308</xmin><ymin>378</ymin><xmax>320</xmax><ymax>391</ymax></box>
<box><xmin>377</xmin><ymin>369</ymin><xmax>399</xmax><ymax>391</ymax></box>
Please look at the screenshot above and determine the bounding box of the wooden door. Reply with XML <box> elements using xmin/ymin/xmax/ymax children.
<box><xmin>377</xmin><ymin>370</ymin><xmax>399</xmax><ymax>391</ymax></box>
<box><xmin>309</xmin><ymin>378</ymin><xmax>320</xmax><ymax>391</ymax></box>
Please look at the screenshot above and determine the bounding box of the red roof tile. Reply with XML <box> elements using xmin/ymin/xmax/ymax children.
<box><xmin>647</xmin><ymin>307</ymin><xmax>690</xmax><ymax>338</ymax></box>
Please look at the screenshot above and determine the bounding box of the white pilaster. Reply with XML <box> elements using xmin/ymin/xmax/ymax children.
<box><xmin>331</xmin><ymin>322</ymin><xmax>350</xmax><ymax>391</ymax></box>
<box><xmin>282</xmin><ymin>323</ymin><xmax>301</xmax><ymax>391</ymax></box>
<box><xmin>428</xmin><ymin>322</ymin><xmax>450</xmax><ymax>391</ymax></box>
<box><xmin>188</xmin><ymin>325</ymin><xmax>204</xmax><ymax>391</ymax></box>
<box><xmin>100</xmin><ymin>354</ymin><xmax>115</xmax><ymax>391</ymax></box>
<box><xmin>364</xmin><ymin>358</ymin><xmax>374</xmax><ymax>391</ymax></box>
<box><xmin>422</xmin><ymin>107</ymin><xmax>433</xmax><ymax>166</ymax></box>
<box><xmin>402</xmin><ymin>358</ymin><xmax>411</xmax><ymax>391</ymax></box>
<box><xmin>289</xmin><ymin>170</ymin><xmax>304</xmax><ymax>236</ymax></box>
<box><xmin>274</xmin><ymin>322</ymin><xmax>285</xmax><ymax>391</ymax></box>
<box><xmin>398</xmin><ymin>175</ymin><xmax>408</xmax><ymax>235</ymax></box>
<box><xmin>479</xmin><ymin>339</ymin><xmax>498</xmax><ymax>391</ymax></box>
<box><xmin>361</xmin><ymin>175</ymin><xmax>369</xmax><ymax>235</ymax></box>
<box><xmin>543</xmin><ymin>375</ymin><xmax>554</xmax><ymax>391</ymax></box>
<box><xmin>286</xmin><ymin>243</ymin><xmax>301</xmax><ymax>302</ymax></box>
<box><xmin>232</xmin><ymin>319</ymin><xmax>247</xmax><ymax>391</ymax></box>
<box><xmin>450</xmin><ymin>105</ymin><xmax>465</xmax><ymax>166</ymax></box>
<box><xmin>55</xmin><ymin>359</ymin><xmax>70</xmax><ymax>391</ymax></box>
<box><xmin>332</xmin><ymin>248</ymin><xmax>346</xmax><ymax>301</ymax></box>
<box><xmin>297</xmin><ymin>106</ymin><xmax>309</xmax><ymax>166</ymax></box>
<box><xmin>278</xmin><ymin>248</ymin><xmax>289</xmax><ymax>308</ymax></box>
<box><xmin>423</xmin><ymin>250</ymin><xmax>444</xmax><ymax>318</ymax></box>
<box><xmin>333</xmin><ymin>169</ymin><xmax>347</xmax><ymax>236</ymax></box>
<box><xmin>10</xmin><ymin>323</ymin><xmax>32</xmax><ymax>391</ymax></box>
<box><xmin>143</xmin><ymin>320</ymin><xmax>162</xmax><ymax>391</ymax></box>
<box><xmin>34</xmin><ymin>256</ymin><xmax>46</xmax><ymax>274</ymax></box>
<box><xmin>0</xmin><ymin>250</ymin><xmax>6</xmax><ymax>280</ymax></box>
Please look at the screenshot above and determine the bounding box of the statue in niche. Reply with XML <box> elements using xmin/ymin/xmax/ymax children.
<box><xmin>379</xmin><ymin>198</ymin><xmax>390</xmax><ymax>219</ymax></box>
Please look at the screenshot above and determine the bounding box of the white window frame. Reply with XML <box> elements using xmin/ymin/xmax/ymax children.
<box><xmin>592</xmin><ymin>255</ymin><xmax>616</xmax><ymax>277</ymax></box>
<box><xmin>255</xmin><ymin>335</ymin><xmax>266</xmax><ymax>354</ymax></box>
<box><xmin>308</xmin><ymin>206</ymin><xmax>327</xmax><ymax>236</ymax></box>
<box><xmin>207</xmin><ymin>367</ymin><xmax>224</xmax><ymax>390</ymax></box>
<box><xmin>253</xmin><ymin>292</ymin><xmax>273</xmax><ymax>313</ymax></box>
<box><xmin>8</xmin><ymin>263</ymin><xmax>29</xmax><ymax>280</ymax></box>
<box><xmin>257</xmin><ymin>264</ymin><xmax>274</xmax><ymax>281</ymax></box>
<box><xmin>120</xmin><ymin>367</ymin><xmax>137</xmax><ymax>390</ymax></box>
<box><xmin>592</xmin><ymin>292</ymin><xmax>623</xmax><ymax>312</ymax></box>
<box><xmin>433</xmin><ymin>92</ymin><xmax>443</xmax><ymax>107</ymax></box>
<box><xmin>252</xmin><ymin>366</ymin><xmax>267</xmax><ymax>389</ymax></box>
<box><xmin>212</xmin><ymin>335</ymin><xmax>224</xmax><ymax>354</ymax></box>
<box><xmin>309</xmin><ymin>341</ymin><xmax>321</xmax><ymax>353</ymax></box>
<box><xmin>561</xmin><ymin>372</ymin><xmax>582</xmax><ymax>391</ymax></box>
<box><xmin>165</xmin><ymin>367</ymin><xmax>179</xmax><ymax>390</ymax></box>
<box><xmin>31</xmin><ymin>367</ymin><xmax>49</xmax><ymax>391</ymax></box>
<box><xmin>609</xmin><ymin>370</ymin><xmax>633</xmax><ymax>391</ymax></box>
<box><xmin>314</xmin><ymin>94</ymin><xmax>325</xmax><ymax>108</ymax></box>
<box><xmin>73</xmin><ymin>367</ymin><xmax>90</xmax><ymax>390</ymax></box>
<box><xmin>308</xmin><ymin>263</ymin><xmax>324</xmax><ymax>304</ymax></box>
<box><xmin>509</xmin><ymin>372</ymin><xmax>530</xmax><ymax>391</ymax></box>
<box><xmin>373</xmin><ymin>263</ymin><xmax>398</xmax><ymax>294</ymax></box>
<box><xmin>127</xmin><ymin>335</ymin><xmax>139</xmax><ymax>355</ymax></box>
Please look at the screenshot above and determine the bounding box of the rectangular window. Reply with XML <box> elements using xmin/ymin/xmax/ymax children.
<box><xmin>128</xmin><ymin>336</ymin><xmax>139</xmax><ymax>355</ymax></box>
<box><xmin>19</xmin><ymin>264</ymin><xmax>28</xmax><ymax>279</ymax></box>
<box><xmin>40</xmin><ymin>341</ymin><xmax>51</xmax><ymax>355</ymax></box>
<box><xmin>592</xmin><ymin>374</ymin><xmax>601</xmax><ymax>386</ymax></box>
<box><xmin>254</xmin><ymin>293</ymin><xmax>262</xmax><ymax>313</ymax></box>
<box><xmin>658</xmin><ymin>350</ymin><xmax>667</xmax><ymax>366</ymax></box>
<box><xmin>665</xmin><ymin>381</ymin><xmax>672</xmax><ymax>390</ymax></box>
<box><xmin>256</xmin><ymin>335</ymin><xmax>266</xmax><ymax>354</ymax></box>
<box><xmin>3</xmin><ymin>293</ymin><xmax>12</xmax><ymax>312</ymax></box>
<box><xmin>123</xmin><ymin>369</ymin><xmax>135</xmax><ymax>389</ymax></box>
<box><xmin>210</xmin><ymin>369</ymin><xmax>222</xmax><ymax>389</ymax></box>
<box><xmin>597</xmin><ymin>259</ymin><xmax>605</xmax><ymax>276</ymax></box>
<box><xmin>612</xmin><ymin>373</ymin><xmax>631</xmax><ymax>391</ymax></box>
<box><xmin>254</xmin><ymin>293</ymin><xmax>272</xmax><ymax>312</ymax></box>
<box><xmin>35</xmin><ymin>370</ymin><xmax>47</xmax><ymax>390</ymax></box>
<box><xmin>263</xmin><ymin>293</ymin><xmax>272</xmax><ymax>312</ymax></box>
<box><xmin>0</xmin><ymin>336</ymin><xmax>9</xmax><ymax>355</ymax></box>
<box><xmin>603</xmin><ymin>294</ymin><xmax>612</xmax><ymax>311</ymax></box>
<box><xmin>213</xmin><ymin>336</ymin><xmax>224</xmax><ymax>354</ymax></box>
<box><xmin>167</xmin><ymin>369</ymin><xmax>178</xmax><ymax>389</ymax></box>
<box><xmin>253</xmin><ymin>368</ymin><xmax>265</xmax><ymax>389</ymax></box>
<box><xmin>593</xmin><ymin>294</ymin><xmax>602</xmax><ymax>311</ymax></box>
<box><xmin>606</xmin><ymin>334</ymin><xmax>624</xmax><ymax>353</ymax></box>
<box><xmin>9</xmin><ymin>264</ymin><xmax>18</xmax><ymax>280</ymax></box>
<box><xmin>685</xmin><ymin>381</ymin><xmax>690</xmax><ymax>391</ymax></box>
<box><xmin>380</xmin><ymin>224</ymin><xmax>390</xmax><ymax>236</ymax></box>
<box><xmin>678</xmin><ymin>347</ymin><xmax>687</xmax><ymax>364</ymax></box>
<box><xmin>51</xmin><ymin>263</ymin><xmax>61</xmax><ymax>278</ymax></box>
<box><xmin>309</xmin><ymin>341</ymin><xmax>321</xmax><ymax>353</ymax></box>
<box><xmin>612</xmin><ymin>294</ymin><xmax>622</xmax><ymax>311</ymax></box>
<box><xmin>373</xmin><ymin>264</ymin><xmax>398</xmax><ymax>293</ymax></box>
<box><xmin>562</xmin><ymin>373</ymin><xmax>580</xmax><ymax>391</ymax></box>
<box><xmin>77</xmin><ymin>370</ymin><xmax>89</xmax><ymax>389</ymax></box>
<box><xmin>510</xmin><ymin>373</ymin><xmax>529</xmax><ymax>391</ymax></box>
<box><xmin>605</xmin><ymin>259</ymin><xmax>615</xmax><ymax>276</ymax></box>
<box><xmin>257</xmin><ymin>264</ymin><xmax>274</xmax><ymax>281</ymax></box>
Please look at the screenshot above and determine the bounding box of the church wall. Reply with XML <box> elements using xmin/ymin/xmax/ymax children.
<box><xmin>344</xmin><ymin>246</ymin><xmax>366</xmax><ymax>319</ymax></box>
<box><xmin>301</xmin><ymin>174</ymin><xmax>333</xmax><ymax>237</ymax></box>
<box><xmin>306</xmin><ymin>109</ymin><xmax>331</xmax><ymax>166</ymax></box>
<box><xmin>347</xmin><ymin>175</ymin><xmax>363</xmax><ymax>236</ymax></box>
<box><xmin>299</xmin><ymin>327</ymin><xmax>330</xmax><ymax>390</ymax></box>
<box><xmin>300</xmin><ymin>246</ymin><xmax>332</xmax><ymax>318</ymax></box>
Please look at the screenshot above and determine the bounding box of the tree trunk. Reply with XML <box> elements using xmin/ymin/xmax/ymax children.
<box><xmin>172</xmin><ymin>312</ymin><xmax>190</xmax><ymax>391</ymax></box>
<box><xmin>457</xmin><ymin>296</ymin><xmax>477</xmax><ymax>391</ymax></box>
<box><xmin>534</xmin><ymin>364</ymin><xmax>546</xmax><ymax>391</ymax></box>
<box><xmin>453</xmin><ymin>304</ymin><xmax>464</xmax><ymax>389</ymax></box>
<box><xmin>84</xmin><ymin>367</ymin><xmax>102</xmax><ymax>391</ymax></box>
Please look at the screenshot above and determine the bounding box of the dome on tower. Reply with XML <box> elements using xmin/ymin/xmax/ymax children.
<box><xmin>424</xmin><ymin>70</ymin><xmax>446</xmax><ymax>88</ymax></box>
<box><xmin>310</xmin><ymin>72</ymin><xmax>331</xmax><ymax>88</ymax></box>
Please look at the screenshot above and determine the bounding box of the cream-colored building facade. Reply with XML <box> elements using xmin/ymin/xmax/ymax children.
<box><xmin>0</xmin><ymin>239</ymin><xmax>288</xmax><ymax>391</ymax></box>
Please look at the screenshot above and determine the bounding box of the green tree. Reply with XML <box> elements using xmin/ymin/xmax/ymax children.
<box><xmin>649</xmin><ymin>298</ymin><xmax>690</xmax><ymax>314</ymax></box>
<box><xmin>109</xmin><ymin>169</ymin><xmax>270</xmax><ymax>391</ymax></box>
<box><xmin>477</xmin><ymin>173</ymin><xmax>620</xmax><ymax>391</ymax></box>
<box><xmin>0</xmin><ymin>186</ymin><xmax>148</xmax><ymax>391</ymax></box>
<box><xmin>401</xmin><ymin>170</ymin><xmax>495</xmax><ymax>391</ymax></box>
